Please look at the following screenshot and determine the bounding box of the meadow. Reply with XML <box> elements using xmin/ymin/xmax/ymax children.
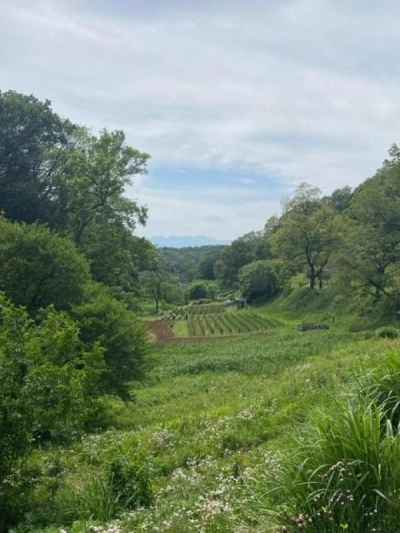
<box><xmin>19</xmin><ymin>292</ymin><xmax>400</xmax><ymax>532</ymax></box>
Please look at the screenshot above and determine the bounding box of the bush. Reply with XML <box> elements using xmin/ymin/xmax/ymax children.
<box><xmin>288</xmin><ymin>272</ymin><xmax>308</xmax><ymax>290</ymax></box>
<box><xmin>0</xmin><ymin>295</ymin><xmax>105</xmax><ymax>531</ymax></box>
<box><xmin>271</xmin><ymin>399</ymin><xmax>400</xmax><ymax>532</ymax></box>
<box><xmin>239</xmin><ymin>260</ymin><xmax>279</xmax><ymax>302</ymax></box>
<box><xmin>0</xmin><ymin>218</ymin><xmax>91</xmax><ymax>313</ymax></box>
<box><xmin>375</xmin><ymin>326</ymin><xmax>400</xmax><ymax>339</ymax></box>
<box><xmin>188</xmin><ymin>282</ymin><xmax>209</xmax><ymax>301</ymax></box>
<box><xmin>72</xmin><ymin>284</ymin><xmax>148</xmax><ymax>399</ymax></box>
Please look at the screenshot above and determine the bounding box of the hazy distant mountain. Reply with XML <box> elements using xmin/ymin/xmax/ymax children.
<box><xmin>151</xmin><ymin>235</ymin><xmax>229</xmax><ymax>248</ymax></box>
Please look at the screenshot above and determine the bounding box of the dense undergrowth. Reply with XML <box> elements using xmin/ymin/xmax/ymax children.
<box><xmin>11</xmin><ymin>290</ymin><xmax>400</xmax><ymax>532</ymax></box>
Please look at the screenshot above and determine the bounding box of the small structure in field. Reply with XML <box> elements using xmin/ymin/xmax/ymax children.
<box><xmin>297</xmin><ymin>323</ymin><xmax>330</xmax><ymax>332</ymax></box>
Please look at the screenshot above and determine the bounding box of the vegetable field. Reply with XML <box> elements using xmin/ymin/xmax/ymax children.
<box><xmin>187</xmin><ymin>311</ymin><xmax>278</xmax><ymax>337</ymax></box>
<box><xmin>173</xmin><ymin>303</ymin><xmax>226</xmax><ymax>319</ymax></box>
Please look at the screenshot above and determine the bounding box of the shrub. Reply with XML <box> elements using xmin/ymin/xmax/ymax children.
<box><xmin>288</xmin><ymin>272</ymin><xmax>309</xmax><ymax>290</ymax></box>
<box><xmin>375</xmin><ymin>326</ymin><xmax>400</xmax><ymax>339</ymax></box>
<box><xmin>0</xmin><ymin>295</ymin><xmax>105</xmax><ymax>531</ymax></box>
<box><xmin>0</xmin><ymin>218</ymin><xmax>91</xmax><ymax>313</ymax></box>
<box><xmin>239</xmin><ymin>260</ymin><xmax>280</xmax><ymax>302</ymax></box>
<box><xmin>188</xmin><ymin>282</ymin><xmax>209</xmax><ymax>301</ymax></box>
<box><xmin>72</xmin><ymin>284</ymin><xmax>148</xmax><ymax>399</ymax></box>
<box><xmin>271</xmin><ymin>399</ymin><xmax>400</xmax><ymax>532</ymax></box>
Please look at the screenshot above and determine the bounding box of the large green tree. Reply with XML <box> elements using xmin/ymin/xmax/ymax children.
<box><xmin>239</xmin><ymin>260</ymin><xmax>279</xmax><ymax>302</ymax></box>
<box><xmin>0</xmin><ymin>91</ymin><xmax>152</xmax><ymax>295</ymax></box>
<box><xmin>0</xmin><ymin>90</ymin><xmax>71</xmax><ymax>224</ymax></box>
<box><xmin>82</xmin><ymin>222</ymin><xmax>155</xmax><ymax>294</ymax></box>
<box><xmin>59</xmin><ymin>128</ymin><xmax>151</xmax><ymax>292</ymax></box>
<box><xmin>216</xmin><ymin>231</ymin><xmax>270</xmax><ymax>288</ymax></box>
<box><xmin>272</xmin><ymin>184</ymin><xmax>340</xmax><ymax>290</ymax></box>
<box><xmin>338</xmin><ymin>145</ymin><xmax>400</xmax><ymax>306</ymax></box>
<box><xmin>61</xmin><ymin>128</ymin><xmax>149</xmax><ymax>246</ymax></box>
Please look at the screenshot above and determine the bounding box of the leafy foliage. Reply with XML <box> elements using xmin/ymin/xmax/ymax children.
<box><xmin>216</xmin><ymin>231</ymin><xmax>270</xmax><ymax>288</ymax></box>
<box><xmin>239</xmin><ymin>259</ymin><xmax>280</xmax><ymax>302</ymax></box>
<box><xmin>0</xmin><ymin>90</ymin><xmax>154</xmax><ymax>295</ymax></box>
<box><xmin>188</xmin><ymin>281</ymin><xmax>209</xmax><ymax>300</ymax></box>
<box><xmin>271</xmin><ymin>184</ymin><xmax>340</xmax><ymax>290</ymax></box>
<box><xmin>159</xmin><ymin>245</ymin><xmax>226</xmax><ymax>282</ymax></box>
<box><xmin>0</xmin><ymin>218</ymin><xmax>91</xmax><ymax>313</ymax></box>
<box><xmin>72</xmin><ymin>285</ymin><xmax>148</xmax><ymax>400</ymax></box>
<box><xmin>336</xmin><ymin>147</ymin><xmax>400</xmax><ymax>310</ymax></box>
<box><xmin>60</xmin><ymin>128</ymin><xmax>149</xmax><ymax>245</ymax></box>
<box><xmin>375</xmin><ymin>326</ymin><xmax>400</xmax><ymax>339</ymax></box>
<box><xmin>0</xmin><ymin>294</ymin><xmax>106</xmax><ymax>529</ymax></box>
<box><xmin>0</xmin><ymin>90</ymin><xmax>70</xmax><ymax>225</ymax></box>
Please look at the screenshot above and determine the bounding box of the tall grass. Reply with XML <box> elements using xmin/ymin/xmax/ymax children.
<box><xmin>363</xmin><ymin>351</ymin><xmax>400</xmax><ymax>429</ymax></box>
<box><xmin>271</xmin><ymin>398</ymin><xmax>400</xmax><ymax>532</ymax></box>
<box><xmin>54</xmin><ymin>457</ymin><xmax>153</xmax><ymax>526</ymax></box>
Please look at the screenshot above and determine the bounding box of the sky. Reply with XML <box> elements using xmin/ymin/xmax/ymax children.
<box><xmin>1</xmin><ymin>1</ymin><xmax>400</xmax><ymax>243</ymax></box>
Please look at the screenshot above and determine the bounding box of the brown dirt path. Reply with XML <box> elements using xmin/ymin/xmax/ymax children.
<box><xmin>148</xmin><ymin>320</ymin><xmax>175</xmax><ymax>343</ymax></box>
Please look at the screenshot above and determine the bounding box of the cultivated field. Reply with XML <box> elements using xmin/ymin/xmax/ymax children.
<box><xmin>187</xmin><ymin>310</ymin><xmax>279</xmax><ymax>336</ymax></box>
<box><xmin>152</xmin><ymin>306</ymin><xmax>282</xmax><ymax>341</ymax></box>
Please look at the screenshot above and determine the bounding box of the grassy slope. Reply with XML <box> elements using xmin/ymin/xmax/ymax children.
<box><xmin>28</xmin><ymin>289</ymin><xmax>400</xmax><ymax>532</ymax></box>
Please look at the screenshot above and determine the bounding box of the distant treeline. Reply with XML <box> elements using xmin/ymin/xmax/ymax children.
<box><xmin>163</xmin><ymin>148</ymin><xmax>400</xmax><ymax>316</ymax></box>
<box><xmin>159</xmin><ymin>245</ymin><xmax>226</xmax><ymax>282</ymax></box>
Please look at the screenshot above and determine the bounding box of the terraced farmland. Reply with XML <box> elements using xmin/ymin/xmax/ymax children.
<box><xmin>187</xmin><ymin>310</ymin><xmax>278</xmax><ymax>337</ymax></box>
<box><xmin>173</xmin><ymin>303</ymin><xmax>226</xmax><ymax>319</ymax></box>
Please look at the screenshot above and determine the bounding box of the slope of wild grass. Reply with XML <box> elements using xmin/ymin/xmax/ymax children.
<box><xmin>18</xmin><ymin>291</ymin><xmax>400</xmax><ymax>532</ymax></box>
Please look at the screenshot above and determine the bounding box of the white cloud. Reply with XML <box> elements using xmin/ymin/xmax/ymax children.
<box><xmin>1</xmin><ymin>0</ymin><xmax>400</xmax><ymax>238</ymax></box>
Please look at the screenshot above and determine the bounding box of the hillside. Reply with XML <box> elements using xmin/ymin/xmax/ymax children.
<box><xmin>20</xmin><ymin>289</ymin><xmax>400</xmax><ymax>532</ymax></box>
<box><xmin>159</xmin><ymin>245</ymin><xmax>226</xmax><ymax>282</ymax></box>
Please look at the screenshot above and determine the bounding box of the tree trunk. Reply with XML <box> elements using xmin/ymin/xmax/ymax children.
<box><xmin>309</xmin><ymin>265</ymin><xmax>316</xmax><ymax>290</ymax></box>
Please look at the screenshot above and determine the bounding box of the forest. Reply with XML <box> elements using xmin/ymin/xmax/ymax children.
<box><xmin>3</xmin><ymin>90</ymin><xmax>400</xmax><ymax>532</ymax></box>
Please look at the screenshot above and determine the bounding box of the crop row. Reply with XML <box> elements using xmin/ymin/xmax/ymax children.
<box><xmin>187</xmin><ymin>311</ymin><xmax>276</xmax><ymax>337</ymax></box>
<box><xmin>174</xmin><ymin>304</ymin><xmax>226</xmax><ymax>319</ymax></box>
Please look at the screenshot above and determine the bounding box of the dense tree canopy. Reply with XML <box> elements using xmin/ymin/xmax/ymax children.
<box><xmin>271</xmin><ymin>184</ymin><xmax>340</xmax><ymax>290</ymax></box>
<box><xmin>0</xmin><ymin>89</ymin><xmax>157</xmax><ymax>531</ymax></box>
<box><xmin>338</xmin><ymin>146</ymin><xmax>400</xmax><ymax>306</ymax></box>
<box><xmin>0</xmin><ymin>218</ymin><xmax>90</xmax><ymax>313</ymax></box>
<box><xmin>216</xmin><ymin>231</ymin><xmax>270</xmax><ymax>288</ymax></box>
<box><xmin>0</xmin><ymin>90</ymin><xmax>72</xmax><ymax>224</ymax></box>
<box><xmin>239</xmin><ymin>260</ymin><xmax>280</xmax><ymax>302</ymax></box>
<box><xmin>188</xmin><ymin>281</ymin><xmax>209</xmax><ymax>301</ymax></box>
<box><xmin>159</xmin><ymin>245</ymin><xmax>226</xmax><ymax>282</ymax></box>
<box><xmin>0</xmin><ymin>91</ymin><xmax>152</xmax><ymax>295</ymax></box>
<box><xmin>60</xmin><ymin>128</ymin><xmax>149</xmax><ymax>245</ymax></box>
